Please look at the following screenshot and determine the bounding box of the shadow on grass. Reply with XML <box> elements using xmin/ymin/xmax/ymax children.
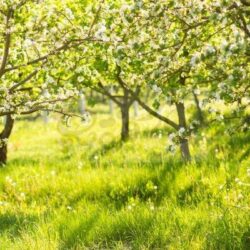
<box><xmin>59</xmin><ymin>209</ymin><xmax>156</xmax><ymax>250</ymax></box>
<box><xmin>89</xmin><ymin>139</ymin><xmax>123</xmax><ymax>160</ymax></box>
<box><xmin>0</xmin><ymin>213</ymin><xmax>38</xmax><ymax>237</ymax></box>
<box><xmin>93</xmin><ymin>211</ymin><xmax>155</xmax><ymax>249</ymax></box>
<box><xmin>7</xmin><ymin>157</ymin><xmax>40</xmax><ymax>168</ymax></box>
<box><xmin>141</xmin><ymin>126</ymin><xmax>171</xmax><ymax>138</ymax></box>
<box><xmin>59</xmin><ymin>211</ymin><xmax>100</xmax><ymax>250</ymax></box>
<box><xmin>242</xmin><ymin>227</ymin><xmax>250</xmax><ymax>250</ymax></box>
<box><xmin>89</xmin><ymin>125</ymin><xmax>173</xmax><ymax>161</ymax></box>
<box><xmin>66</xmin><ymin>154</ymin><xmax>184</xmax><ymax>210</ymax></box>
<box><xmin>224</xmin><ymin>132</ymin><xmax>250</xmax><ymax>162</ymax></box>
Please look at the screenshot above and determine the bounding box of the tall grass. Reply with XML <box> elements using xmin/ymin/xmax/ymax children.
<box><xmin>0</xmin><ymin>110</ymin><xmax>249</xmax><ymax>249</ymax></box>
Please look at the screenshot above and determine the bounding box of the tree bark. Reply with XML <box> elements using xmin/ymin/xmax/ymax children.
<box><xmin>180</xmin><ymin>138</ymin><xmax>191</xmax><ymax>161</ymax></box>
<box><xmin>0</xmin><ymin>114</ymin><xmax>14</xmax><ymax>165</ymax></box>
<box><xmin>0</xmin><ymin>143</ymin><xmax>7</xmax><ymax>166</ymax></box>
<box><xmin>120</xmin><ymin>89</ymin><xmax>130</xmax><ymax>141</ymax></box>
<box><xmin>175</xmin><ymin>102</ymin><xmax>191</xmax><ymax>161</ymax></box>
<box><xmin>121</xmin><ymin>105</ymin><xmax>129</xmax><ymax>141</ymax></box>
<box><xmin>192</xmin><ymin>90</ymin><xmax>204</xmax><ymax>125</ymax></box>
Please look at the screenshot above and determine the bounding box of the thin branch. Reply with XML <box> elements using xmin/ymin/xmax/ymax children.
<box><xmin>0</xmin><ymin>108</ymin><xmax>84</xmax><ymax>119</ymax></box>
<box><xmin>115</xmin><ymin>67</ymin><xmax>179</xmax><ymax>130</ymax></box>
<box><xmin>42</xmin><ymin>108</ymin><xmax>85</xmax><ymax>119</ymax></box>
<box><xmin>130</xmin><ymin>90</ymin><xmax>179</xmax><ymax>130</ymax></box>
<box><xmin>9</xmin><ymin>70</ymin><xmax>38</xmax><ymax>92</ymax></box>
<box><xmin>238</xmin><ymin>12</ymin><xmax>250</xmax><ymax>37</ymax></box>
<box><xmin>3</xmin><ymin>38</ymin><xmax>92</xmax><ymax>73</ymax></box>
<box><xmin>128</xmin><ymin>86</ymin><xmax>140</xmax><ymax>106</ymax></box>
<box><xmin>87</xmin><ymin>0</ymin><xmax>105</xmax><ymax>37</ymax></box>
<box><xmin>95</xmin><ymin>82</ymin><xmax>122</xmax><ymax>106</ymax></box>
<box><xmin>0</xmin><ymin>9</ymin><xmax>13</xmax><ymax>77</ymax></box>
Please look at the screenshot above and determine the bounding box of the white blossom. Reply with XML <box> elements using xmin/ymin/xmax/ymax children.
<box><xmin>77</xmin><ymin>76</ymin><xmax>84</xmax><ymax>83</ymax></box>
<box><xmin>178</xmin><ymin>127</ymin><xmax>185</xmax><ymax>136</ymax></box>
<box><xmin>190</xmin><ymin>53</ymin><xmax>200</xmax><ymax>66</ymax></box>
<box><xmin>152</xmin><ymin>85</ymin><xmax>162</xmax><ymax>94</ymax></box>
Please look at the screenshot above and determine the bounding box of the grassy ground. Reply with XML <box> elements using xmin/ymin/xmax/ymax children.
<box><xmin>0</xmin><ymin>107</ymin><xmax>249</xmax><ymax>249</ymax></box>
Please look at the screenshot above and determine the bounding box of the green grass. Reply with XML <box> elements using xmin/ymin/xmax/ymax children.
<box><xmin>0</xmin><ymin>109</ymin><xmax>249</xmax><ymax>249</ymax></box>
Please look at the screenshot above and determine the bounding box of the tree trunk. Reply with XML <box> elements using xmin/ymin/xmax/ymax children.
<box><xmin>0</xmin><ymin>143</ymin><xmax>7</xmax><ymax>166</ymax></box>
<box><xmin>192</xmin><ymin>90</ymin><xmax>204</xmax><ymax>125</ymax></box>
<box><xmin>175</xmin><ymin>102</ymin><xmax>191</xmax><ymax>161</ymax></box>
<box><xmin>180</xmin><ymin>138</ymin><xmax>191</xmax><ymax>161</ymax></box>
<box><xmin>121</xmin><ymin>104</ymin><xmax>129</xmax><ymax>141</ymax></box>
<box><xmin>0</xmin><ymin>114</ymin><xmax>14</xmax><ymax>165</ymax></box>
<box><xmin>120</xmin><ymin>88</ymin><xmax>130</xmax><ymax>141</ymax></box>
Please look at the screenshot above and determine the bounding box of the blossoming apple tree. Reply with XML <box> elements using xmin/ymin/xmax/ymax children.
<box><xmin>78</xmin><ymin>0</ymin><xmax>249</xmax><ymax>160</ymax></box>
<box><xmin>0</xmin><ymin>0</ymin><xmax>103</xmax><ymax>164</ymax></box>
<box><xmin>188</xmin><ymin>0</ymin><xmax>249</xmax><ymax>133</ymax></box>
<box><xmin>76</xmin><ymin>0</ymin><xmax>228</xmax><ymax>161</ymax></box>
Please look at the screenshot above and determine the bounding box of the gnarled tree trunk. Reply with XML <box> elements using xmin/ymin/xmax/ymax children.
<box><xmin>0</xmin><ymin>114</ymin><xmax>14</xmax><ymax>165</ymax></box>
<box><xmin>176</xmin><ymin>102</ymin><xmax>191</xmax><ymax>161</ymax></box>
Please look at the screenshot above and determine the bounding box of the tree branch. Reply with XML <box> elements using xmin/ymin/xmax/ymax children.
<box><xmin>9</xmin><ymin>70</ymin><xmax>38</xmax><ymax>92</ymax></box>
<box><xmin>238</xmin><ymin>12</ymin><xmax>250</xmax><ymax>37</ymax></box>
<box><xmin>240</xmin><ymin>0</ymin><xmax>250</xmax><ymax>6</ymax></box>
<box><xmin>95</xmin><ymin>82</ymin><xmax>122</xmax><ymax>106</ymax></box>
<box><xmin>115</xmin><ymin>67</ymin><xmax>179</xmax><ymax>130</ymax></box>
<box><xmin>87</xmin><ymin>0</ymin><xmax>105</xmax><ymax>37</ymax></box>
<box><xmin>3</xmin><ymin>38</ymin><xmax>92</xmax><ymax>73</ymax></box>
<box><xmin>128</xmin><ymin>86</ymin><xmax>140</xmax><ymax>106</ymax></box>
<box><xmin>0</xmin><ymin>9</ymin><xmax>13</xmax><ymax>77</ymax></box>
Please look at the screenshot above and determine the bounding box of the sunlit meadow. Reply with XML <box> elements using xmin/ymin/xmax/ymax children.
<box><xmin>0</xmin><ymin>0</ymin><xmax>250</xmax><ymax>249</ymax></box>
<box><xmin>0</xmin><ymin>104</ymin><xmax>249</xmax><ymax>250</ymax></box>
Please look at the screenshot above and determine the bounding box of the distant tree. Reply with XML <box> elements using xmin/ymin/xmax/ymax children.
<box><xmin>72</xmin><ymin>53</ymin><xmax>140</xmax><ymax>141</ymax></box>
<box><xmin>76</xmin><ymin>0</ymin><xmax>222</xmax><ymax>161</ymax></box>
<box><xmin>94</xmin><ymin>83</ymin><xmax>140</xmax><ymax>141</ymax></box>
<box><xmin>82</xmin><ymin>0</ymin><xmax>249</xmax><ymax>161</ymax></box>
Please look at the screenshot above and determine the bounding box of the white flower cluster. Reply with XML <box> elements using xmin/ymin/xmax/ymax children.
<box><xmin>0</xmin><ymin>138</ymin><xmax>8</xmax><ymax>147</ymax></box>
<box><xmin>95</xmin><ymin>22</ymin><xmax>109</xmax><ymax>41</ymax></box>
<box><xmin>152</xmin><ymin>84</ymin><xmax>162</xmax><ymax>94</ymax></box>
<box><xmin>190</xmin><ymin>52</ymin><xmax>200</xmax><ymax>67</ymax></box>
